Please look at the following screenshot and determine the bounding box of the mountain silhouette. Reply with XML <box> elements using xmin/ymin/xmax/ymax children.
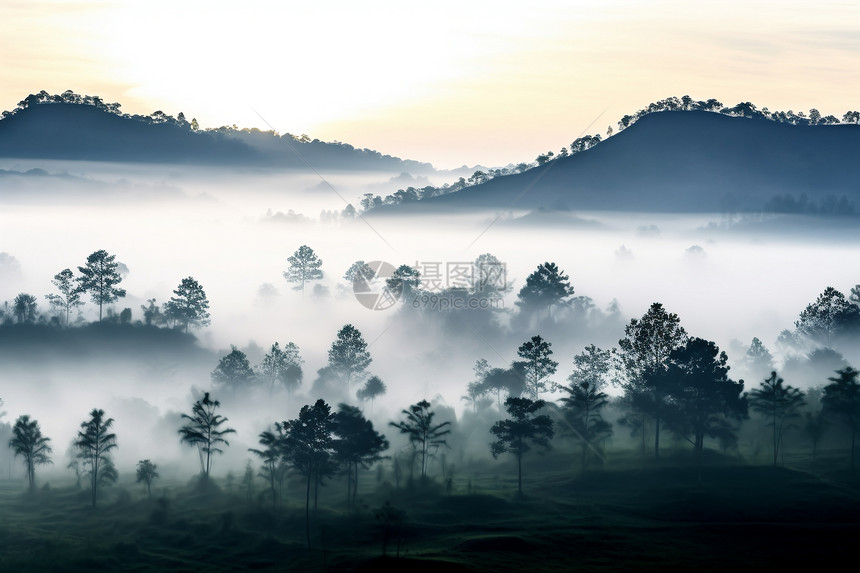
<box><xmin>0</xmin><ymin>103</ymin><xmax>261</xmax><ymax>164</ymax></box>
<box><xmin>411</xmin><ymin>111</ymin><xmax>860</xmax><ymax>213</ymax></box>
<box><xmin>0</xmin><ymin>101</ymin><xmax>434</xmax><ymax>172</ymax></box>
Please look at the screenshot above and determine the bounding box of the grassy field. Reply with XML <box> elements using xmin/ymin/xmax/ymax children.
<box><xmin>2</xmin><ymin>452</ymin><xmax>859</xmax><ymax>572</ymax></box>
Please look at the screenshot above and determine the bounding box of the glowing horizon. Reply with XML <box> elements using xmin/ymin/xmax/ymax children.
<box><xmin>1</xmin><ymin>0</ymin><xmax>858</xmax><ymax>169</ymax></box>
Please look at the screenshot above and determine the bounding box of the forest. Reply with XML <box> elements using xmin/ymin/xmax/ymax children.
<box><xmin>2</xmin><ymin>240</ymin><xmax>860</xmax><ymax>571</ymax></box>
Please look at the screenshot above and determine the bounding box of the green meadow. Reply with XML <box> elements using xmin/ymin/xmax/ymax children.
<box><xmin>3</xmin><ymin>448</ymin><xmax>859</xmax><ymax>572</ymax></box>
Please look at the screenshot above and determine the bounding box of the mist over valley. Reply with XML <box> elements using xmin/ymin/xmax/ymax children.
<box><xmin>2</xmin><ymin>94</ymin><xmax>860</xmax><ymax>571</ymax></box>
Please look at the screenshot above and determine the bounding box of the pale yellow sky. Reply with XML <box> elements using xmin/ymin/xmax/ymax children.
<box><xmin>1</xmin><ymin>0</ymin><xmax>858</xmax><ymax>168</ymax></box>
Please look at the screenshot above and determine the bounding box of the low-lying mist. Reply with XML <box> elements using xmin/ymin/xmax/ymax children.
<box><xmin>2</xmin><ymin>160</ymin><xmax>859</xmax><ymax>483</ymax></box>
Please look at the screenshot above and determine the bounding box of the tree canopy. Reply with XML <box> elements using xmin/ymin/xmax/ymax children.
<box><xmin>617</xmin><ymin>302</ymin><xmax>688</xmax><ymax>457</ymax></box>
<box><xmin>390</xmin><ymin>399</ymin><xmax>451</xmax><ymax>481</ymax></box>
<box><xmin>343</xmin><ymin>260</ymin><xmax>375</xmax><ymax>283</ymax></box>
<box><xmin>9</xmin><ymin>415</ymin><xmax>52</xmax><ymax>490</ymax></box>
<box><xmin>163</xmin><ymin>276</ymin><xmax>211</xmax><ymax>333</ymax></box>
<box><xmin>821</xmin><ymin>366</ymin><xmax>860</xmax><ymax>470</ymax></box>
<box><xmin>74</xmin><ymin>408</ymin><xmax>117</xmax><ymax>507</ymax></box>
<box><xmin>178</xmin><ymin>392</ymin><xmax>236</xmax><ymax>479</ymax></box>
<box><xmin>12</xmin><ymin>293</ymin><xmax>37</xmax><ymax>324</ymax></box>
<box><xmin>748</xmin><ymin>371</ymin><xmax>804</xmax><ymax>466</ymax></box>
<box><xmin>45</xmin><ymin>268</ymin><xmax>83</xmax><ymax>327</ymax></box>
<box><xmin>248</xmin><ymin>424</ymin><xmax>287</xmax><ymax>508</ymax></box>
<box><xmin>561</xmin><ymin>344</ymin><xmax>614</xmax><ymax>470</ymax></box>
<box><xmin>662</xmin><ymin>338</ymin><xmax>748</xmax><ymax>459</ymax></box>
<box><xmin>283</xmin><ymin>399</ymin><xmax>337</xmax><ymax>549</ymax></box>
<box><xmin>515</xmin><ymin>262</ymin><xmax>575</xmax><ymax>319</ymax></box>
<box><xmin>284</xmin><ymin>245</ymin><xmax>323</xmax><ymax>294</ymax></box>
<box><xmin>356</xmin><ymin>375</ymin><xmax>386</xmax><ymax>415</ymax></box>
<box><xmin>482</xmin><ymin>365</ymin><xmax>526</xmax><ymax>411</ymax></box>
<box><xmin>258</xmin><ymin>342</ymin><xmax>303</xmax><ymax>394</ymax></box>
<box><xmin>327</xmin><ymin>324</ymin><xmax>372</xmax><ymax>392</ymax></box>
<box><xmin>333</xmin><ymin>404</ymin><xmax>389</xmax><ymax>509</ymax></box>
<box><xmin>77</xmin><ymin>250</ymin><xmax>126</xmax><ymax>321</ymax></box>
<box><xmin>135</xmin><ymin>459</ymin><xmax>159</xmax><ymax>498</ymax></box>
<box><xmin>795</xmin><ymin>287</ymin><xmax>860</xmax><ymax>346</ymax></box>
<box><xmin>490</xmin><ymin>396</ymin><xmax>554</xmax><ymax>495</ymax></box>
<box><xmin>516</xmin><ymin>335</ymin><xmax>558</xmax><ymax>399</ymax></box>
<box><xmin>211</xmin><ymin>345</ymin><xmax>256</xmax><ymax>389</ymax></box>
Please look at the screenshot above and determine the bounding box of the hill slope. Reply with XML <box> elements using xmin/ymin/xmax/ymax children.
<box><xmin>0</xmin><ymin>103</ymin><xmax>261</xmax><ymax>164</ymax></box>
<box><xmin>417</xmin><ymin>111</ymin><xmax>860</xmax><ymax>213</ymax></box>
<box><xmin>0</xmin><ymin>102</ymin><xmax>434</xmax><ymax>172</ymax></box>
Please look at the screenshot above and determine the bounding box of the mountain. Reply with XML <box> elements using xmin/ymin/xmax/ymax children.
<box><xmin>409</xmin><ymin>111</ymin><xmax>860</xmax><ymax>214</ymax></box>
<box><xmin>0</xmin><ymin>100</ymin><xmax>435</xmax><ymax>172</ymax></box>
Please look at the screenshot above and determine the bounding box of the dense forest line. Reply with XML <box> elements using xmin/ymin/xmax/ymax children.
<box><xmin>5</xmin><ymin>244</ymin><xmax>860</xmax><ymax>484</ymax></box>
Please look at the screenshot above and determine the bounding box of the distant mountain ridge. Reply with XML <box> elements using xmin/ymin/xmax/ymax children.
<box><xmin>0</xmin><ymin>93</ymin><xmax>435</xmax><ymax>172</ymax></box>
<box><xmin>405</xmin><ymin>111</ymin><xmax>860</xmax><ymax>214</ymax></box>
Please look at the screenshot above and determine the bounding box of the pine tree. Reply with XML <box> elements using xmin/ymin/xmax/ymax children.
<box><xmin>617</xmin><ymin>302</ymin><xmax>688</xmax><ymax>457</ymax></box>
<box><xmin>45</xmin><ymin>268</ymin><xmax>83</xmax><ymax>327</ymax></box>
<box><xmin>333</xmin><ymin>404</ymin><xmax>388</xmax><ymax>509</ymax></box>
<box><xmin>515</xmin><ymin>262</ymin><xmax>574</xmax><ymax>319</ymax></box>
<box><xmin>77</xmin><ymin>250</ymin><xmax>126</xmax><ymax>321</ymax></box>
<box><xmin>284</xmin><ymin>399</ymin><xmax>336</xmax><ymax>549</ymax></box>
<box><xmin>821</xmin><ymin>367</ymin><xmax>860</xmax><ymax>470</ymax></box>
<box><xmin>163</xmin><ymin>277</ymin><xmax>210</xmax><ymax>333</ymax></box>
<box><xmin>283</xmin><ymin>245</ymin><xmax>323</xmax><ymax>294</ymax></box>
<box><xmin>328</xmin><ymin>324</ymin><xmax>372</xmax><ymax>393</ymax></box>
<box><xmin>515</xmin><ymin>335</ymin><xmax>558</xmax><ymax>399</ymax></box>
<box><xmin>748</xmin><ymin>371</ymin><xmax>805</xmax><ymax>466</ymax></box>
<box><xmin>490</xmin><ymin>397</ymin><xmax>554</xmax><ymax>496</ymax></box>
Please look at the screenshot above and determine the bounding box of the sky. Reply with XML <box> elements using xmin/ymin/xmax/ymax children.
<box><xmin>1</xmin><ymin>0</ymin><xmax>859</xmax><ymax>169</ymax></box>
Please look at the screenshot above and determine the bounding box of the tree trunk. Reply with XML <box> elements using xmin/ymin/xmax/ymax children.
<box><xmin>345</xmin><ymin>462</ymin><xmax>353</xmax><ymax>510</ymax></box>
<box><xmin>92</xmin><ymin>460</ymin><xmax>99</xmax><ymax>507</ymax></box>
<box><xmin>353</xmin><ymin>464</ymin><xmax>359</xmax><ymax>508</ymax></box>
<box><xmin>270</xmin><ymin>465</ymin><xmax>277</xmax><ymax>508</ymax></box>
<box><xmin>772</xmin><ymin>408</ymin><xmax>779</xmax><ymax>467</ymax></box>
<box><xmin>582</xmin><ymin>403</ymin><xmax>590</xmax><ymax>471</ymax></box>
<box><xmin>852</xmin><ymin>429</ymin><xmax>856</xmax><ymax>471</ymax></box>
<box><xmin>581</xmin><ymin>441</ymin><xmax>588</xmax><ymax>472</ymax></box>
<box><xmin>314</xmin><ymin>476</ymin><xmax>319</xmax><ymax>511</ymax></box>
<box><xmin>694</xmin><ymin>432</ymin><xmax>703</xmax><ymax>467</ymax></box>
<box><xmin>205</xmin><ymin>443</ymin><xmax>211</xmax><ymax>478</ymax></box>
<box><xmin>517</xmin><ymin>452</ymin><xmax>522</xmax><ymax>496</ymax></box>
<box><xmin>305</xmin><ymin>470</ymin><xmax>312</xmax><ymax>549</ymax></box>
